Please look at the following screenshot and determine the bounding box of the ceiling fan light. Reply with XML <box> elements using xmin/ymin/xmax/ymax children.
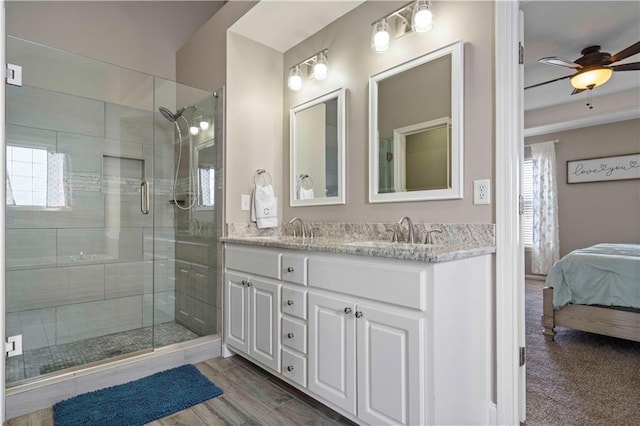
<box><xmin>570</xmin><ymin>67</ymin><xmax>613</xmax><ymax>89</ymax></box>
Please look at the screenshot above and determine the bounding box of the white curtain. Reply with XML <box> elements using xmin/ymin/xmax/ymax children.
<box><xmin>531</xmin><ymin>140</ymin><xmax>560</xmax><ymax>274</ymax></box>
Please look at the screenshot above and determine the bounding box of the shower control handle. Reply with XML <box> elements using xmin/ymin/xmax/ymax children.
<box><xmin>140</xmin><ymin>180</ymin><xmax>150</xmax><ymax>215</ymax></box>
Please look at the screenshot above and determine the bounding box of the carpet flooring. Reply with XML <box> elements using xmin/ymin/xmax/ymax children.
<box><xmin>525</xmin><ymin>279</ymin><xmax>640</xmax><ymax>425</ymax></box>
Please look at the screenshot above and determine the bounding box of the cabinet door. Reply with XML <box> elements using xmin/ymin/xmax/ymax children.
<box><xmin>249</xmin><ymin>277</ymin><xmax>281</xmax><ymax>372</ymax></box>
<box><xmin>224</xmin><ymin>271</ymin><xmax>249</xmax><ymax>354</ymax></box>
<box><xmin>356</xmin><ymin>303</ymin><xmax>424</xmax><ymax>426</ymax></box>
<box><xmin>308</xmin><ymin>291</ymin><xmax>357</xmax><ymax>415</ymax></box>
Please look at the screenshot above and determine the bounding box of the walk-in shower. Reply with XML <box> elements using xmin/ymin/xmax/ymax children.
<box><xmin>4</xmin><ymin>36</ymin><xmax>223</xmax><ymax>387</ymax></box>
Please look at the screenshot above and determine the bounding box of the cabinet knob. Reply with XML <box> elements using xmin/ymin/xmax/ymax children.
<box><xmin>247</xmin><ymin>281</ymin><xmax>253</xmax><ymax>287</ymax></box>
<box><xmin>287</xmin><ymin>332</ymin><xmax>295</xmax><ymax>339</ymax></box>
<box><xmin>355</xmin><ymin>311</ymin><xmax>364</xmax><ymax>318</ymax></box>
<box><xmin>287</xmin><ymin>300</ymin><xmax>294</xmax><ymax>306</ymax></box>
<box><xmin>344</xmin><ymin>307</ymin><xmax>352</xmax><ymax>315</ymax></box>
<box><xmin>287</xmin><ymin>365</ymin><xmax>295</xmax><ymax>372</ymax></box>
<box><xmin>241</xmin><ymin>280</ymin><xmax>248</xmax><ymax>286</ymax></box>
<box><xmin>287</xmin><ymin>266</ymin><xmax>295</xmax><ymax>272</ymax></box>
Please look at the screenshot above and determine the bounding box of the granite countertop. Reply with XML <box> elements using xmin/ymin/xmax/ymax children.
<box><xmin>221</xmin><ymin>235</ymin><xmax>495</xmax><ymax>263</ymax></box>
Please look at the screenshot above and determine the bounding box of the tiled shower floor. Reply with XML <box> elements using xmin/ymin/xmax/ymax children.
<box><xmin>5</xmin><ymin>322</ymin><xmax>200</xmax><ymax>385</ymax></box>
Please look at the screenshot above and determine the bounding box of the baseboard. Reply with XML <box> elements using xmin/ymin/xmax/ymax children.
<box><xmin>5</xmin><ymin>336</ymin><xmax>221</xmax><ymax>420</ymax></box>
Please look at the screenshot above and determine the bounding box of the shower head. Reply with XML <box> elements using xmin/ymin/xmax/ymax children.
<box><xmin>158</xmin><ymin>105</ymin><xmax>197</xmax><ymax>123</ymax></box>
<box><xmin>159</xmin><ymin>106</ymin><xmax>177</xmax><ymax>123</ymax></box>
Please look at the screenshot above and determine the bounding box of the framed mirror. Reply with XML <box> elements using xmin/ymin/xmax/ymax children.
<box><xmin>290</xmin><ymin>88</ymin><xmax>346</xmax><ymax>206</ymax></box>
<box><xmin>369</xmin><ymin>40</ymin><xmax>464</xmax><ymax>203</ymax></box>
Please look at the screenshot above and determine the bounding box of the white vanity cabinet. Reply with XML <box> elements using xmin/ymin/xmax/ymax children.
<box><xmin>224</xmin><ymin>246</ymin><xmax>282</xmax><ymax>372</ymax></box>
<box><xmin>308</xmin><ymin>255</ymin><xmax>426</xmax><ymax>425</ymax></box>
<box><xmin>224</xmin><ymin>242</ymin><xmax>492</xmax><ymax>426</ymax></box>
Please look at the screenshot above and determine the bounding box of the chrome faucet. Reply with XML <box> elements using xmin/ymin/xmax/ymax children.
<box><xmin>424</xmin><ymin>227</ymin><xmax>443</xmax><ymax>244</ymax></box>
<box><xmin>398</xmin><ymin>216</ymin><xmax>415</xmax><ymax>244</ymax></box>
<box><xmin>288</xmin><ymin>217</ymin><xmax>307</xmax><ymax>239</ymax></box>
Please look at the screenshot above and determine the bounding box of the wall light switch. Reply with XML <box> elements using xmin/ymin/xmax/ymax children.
<box><xmin>473</xmin><ymin>179</ymin><xmax>491</xmax><ymax>205</ymax></box>
<box><xmin>241</xmin><ymin>194</ymin><xmax>251</xmax><ymax>211</ymax></box>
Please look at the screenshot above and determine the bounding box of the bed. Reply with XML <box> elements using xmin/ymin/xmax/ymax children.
<box><xmin>541</xmin><ymin>243</ymin><xmax>640</xmax><ymax>342</ymax></box>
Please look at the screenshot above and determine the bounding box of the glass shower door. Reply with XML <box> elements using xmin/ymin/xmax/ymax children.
<box><xmin>4</xmin><ymin>37</ymin><xmax>156</xmax><ymax>384</ymax></box>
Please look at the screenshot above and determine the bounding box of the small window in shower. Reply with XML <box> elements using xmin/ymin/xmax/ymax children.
<box><xmin>6</xmin><ymin>146</ymin><xmax>68</xmax><ymax>208</ymax></box>
<box><xmin>195</xmin><ymin>141</ymin><xmax>216</xmax><ymax>209</ymax></box>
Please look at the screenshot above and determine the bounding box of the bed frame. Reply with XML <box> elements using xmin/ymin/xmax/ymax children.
<box><xmin>542</xmin><ymin>286</ymin><xmax>640</xmax><ymax>343</ymax></box>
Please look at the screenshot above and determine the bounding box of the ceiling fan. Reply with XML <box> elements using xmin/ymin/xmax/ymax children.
<box><xmin>525</xmin><ymin>41</ymin><xmax>640</xmax><ymax>94</ymax></box>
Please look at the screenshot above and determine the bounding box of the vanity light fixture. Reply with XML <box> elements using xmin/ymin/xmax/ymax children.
<box><xmin>288</xmin><ymin>66</ymin><xmax>303</xmax><ymax>91</ymax></box>
<box><xmin>371</xmin><ymin>1</ymin><xmax>434</xmax><ymax>53</ymax></box>
<box><xmin>411</xmin><ymin>0</ymin><xmax>433</xmax><ymax>33</ymax></box>
<box><xmin>198</xmin><ymin>116</ymin><xmax>210</xmax><ymax>131</ymax></box>
<box><xmin>287</xmin><ymin>49</ymin><xmax>329</xmax><ymax>90</ymax></box>
<box><xmin>189</xmin><ymin>119</ymin><xmax>199</xmax><ymax>136</ymax></box>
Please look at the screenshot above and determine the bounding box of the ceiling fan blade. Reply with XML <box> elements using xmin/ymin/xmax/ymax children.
<box><xmin>539</xmin><ymin>56</ymin><xmax>581</xmax><ymax>69</ymax></box>
<box><xmin>571</xmin><ymin>88</ymin><xmax>586</xmax><ymax>95</ymax></box>
<box><xmin>612</xmin><ymin>62</ymin><xmax>640</xmax><ymax>71</ymax></box>
<box><xmin>524</xmin><ymin>74</ymin><xmax>572</xmax><ymax>90</ymax></box>
<box><xmin>610</xmin><ymin>41</ymin><xmax>640</xmax><ymax>63</ymax></box>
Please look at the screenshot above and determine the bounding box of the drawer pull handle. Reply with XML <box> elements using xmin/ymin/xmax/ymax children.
<box><xmin>287</xmin><ymin>300</ymin><xmax>294</xmax><ymax>306</ymax></box>
<box><xmin>287</xmin><ymin>365</ymin><xmax>295</xmax><ymax>372</ymax></box>
<box><xmin>287</xmin><ymin>332</ymin><xmax>295</xmax><ymax>339</ymax></box>
<box><xmin>355</xmin><ymin>311</ymin><xmax>364</xmax><ymax>318</ymax></box>
<box><xmin>344</xmin><ymin>307</ymin><xmax>352</xmax><ymax>315</ymax></box>
<box><xmin>287</xmin><ymin>266</ymin><xmax>295</xmax><ymax>272</ymax></box>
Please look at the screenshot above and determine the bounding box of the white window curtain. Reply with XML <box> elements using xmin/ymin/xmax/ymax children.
<box><xmin>530</xmin><ymin>140</ymin><xmax>560</xmax><ymax>274</ymax></box>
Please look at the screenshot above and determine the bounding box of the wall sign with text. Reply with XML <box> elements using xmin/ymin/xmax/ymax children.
<box><xmin>567</xmin><ymin>153</ymin><xmax>640</xmax><ymax>184</ymax></box>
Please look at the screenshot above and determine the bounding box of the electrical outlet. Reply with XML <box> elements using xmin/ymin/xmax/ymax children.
<box><xmin>241</xmin><ymin>194</ymin><xmax>251</xmax><ymax>211</ymax></box>
<box><xmin>474</xmin><ymin>179</ymin><xmax>491</xmax><ymax>205</ymax></box>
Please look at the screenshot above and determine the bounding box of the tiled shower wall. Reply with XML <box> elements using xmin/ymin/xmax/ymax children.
<box><xmin>5</xmin><ymin>84</ymin><xmax>177</xmax><ymax>350</ymax></box>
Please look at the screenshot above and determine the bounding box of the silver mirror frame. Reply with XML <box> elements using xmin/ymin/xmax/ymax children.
<box><xmin>290</xmin><ymin>87</ymin><xmax>346</xmax><ymax>207</ymax></box>
<box><xmin>368</xmin><ymin>40</ymin><xmax>464</xmax><ymax>203</ymax></box>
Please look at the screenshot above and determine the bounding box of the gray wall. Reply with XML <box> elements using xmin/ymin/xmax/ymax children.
<box><xmin>282</xmin><ymin>0</ymin><xmax>494</xmax><ymax>224</ymax></box>
<box><xmin>524</xmin><ymin>118</ymin><xmax>640</xmax><ymax>274</ymax></box>
<box><xmin>5</xmin><ymin>1</ymin><xmax>224</xmax><ymax>81</ymax></box>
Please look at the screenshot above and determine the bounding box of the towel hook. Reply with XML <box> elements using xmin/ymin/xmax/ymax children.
<box><xmin>254</xmin><ymin>169</ymin><xmax>272</xmax><ymax>186</ymax></box>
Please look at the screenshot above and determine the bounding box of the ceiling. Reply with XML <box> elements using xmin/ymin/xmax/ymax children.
<box><xmin>522</xmin><ymin>1</ymin><xmax>640</xmax><ymax>111</ymax></box>
<box><xmin>230</xmin><ymin>0</ymin><xmax>365</xmax><ymax>53</ymax></box>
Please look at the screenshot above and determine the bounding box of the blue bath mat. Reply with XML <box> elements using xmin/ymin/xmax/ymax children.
<box><xmin>53</xmin><ymin>364</ymin><xmax>223</xmax><ymax>426</ymax></box>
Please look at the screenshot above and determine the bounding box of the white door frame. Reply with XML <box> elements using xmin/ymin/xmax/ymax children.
<box><xmin>495</xmin><ymin>1</ymin><xmax>524</xmax><ymax>425</ymax></box>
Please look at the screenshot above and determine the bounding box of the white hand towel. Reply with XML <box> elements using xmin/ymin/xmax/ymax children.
<box><xmin>299</xmin><ymin>187</ymin><xmax>315</xmax><ymax>200</ymax></box>
<box><xmin>251</xmin><ymin>184</ymin><xmax>278</xmax><ymax>229</ymax></box>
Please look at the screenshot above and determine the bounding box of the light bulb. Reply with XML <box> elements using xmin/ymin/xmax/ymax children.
<box><xmin>412</xmin><ymin>0</ymin><xmax>433</xmax><ymax>33</ymax></box>
<box><xmin>199</xmin><ymin>117</ymin><xmax>210</xmax><ymax>130</ymax></box>
<box><xmin>189</xmin><ymin>120</ymin><xmax>199</xmax><ymax>135</ymax></box>
<box><xmin>313</xmin><ymin>52</ymin><xmax>328</xmax><ymax>80</ymax></box>
<box><xmin>570</xmin><ymin>67</ymin><xmax>613</xmax><ymax>90</ymax></box>
<box><xmin>288</xmin><ymin>66</ymin><xmax>303</xmax><ymax>91</ymax></box>
<box><xmin>371</xmin><ymin>19</ymin><xmax>391</xmax><ymax>53</ymax></box>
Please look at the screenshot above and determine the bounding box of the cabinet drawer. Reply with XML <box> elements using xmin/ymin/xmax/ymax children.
<box><xmin>282</xmin><ymin>317</ymin><xmax>307</xmax><ymax>354</ymax></box>
<box><xmin>308</xmin><ymin>255</ymin><xmax>427</xmax><ymax>311</ymax></box>
<box><xmin>281</xmin><ymin>348</ymin><xmax>307</xmax><ymax>387</ymax></box>
<box><xmin>282</xmin><ymin>287</ymin><xmax>307</xmax><ymax>320</ymax></box>
<box><xmin>225</xmin><ymin>244</ymin><xmax>281</xmax><ymax>279</ymax></box>
<box><xmin>281</xmin><ymin>253</ymin><xmax>308</xmax><ymax>285</ymax></box>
